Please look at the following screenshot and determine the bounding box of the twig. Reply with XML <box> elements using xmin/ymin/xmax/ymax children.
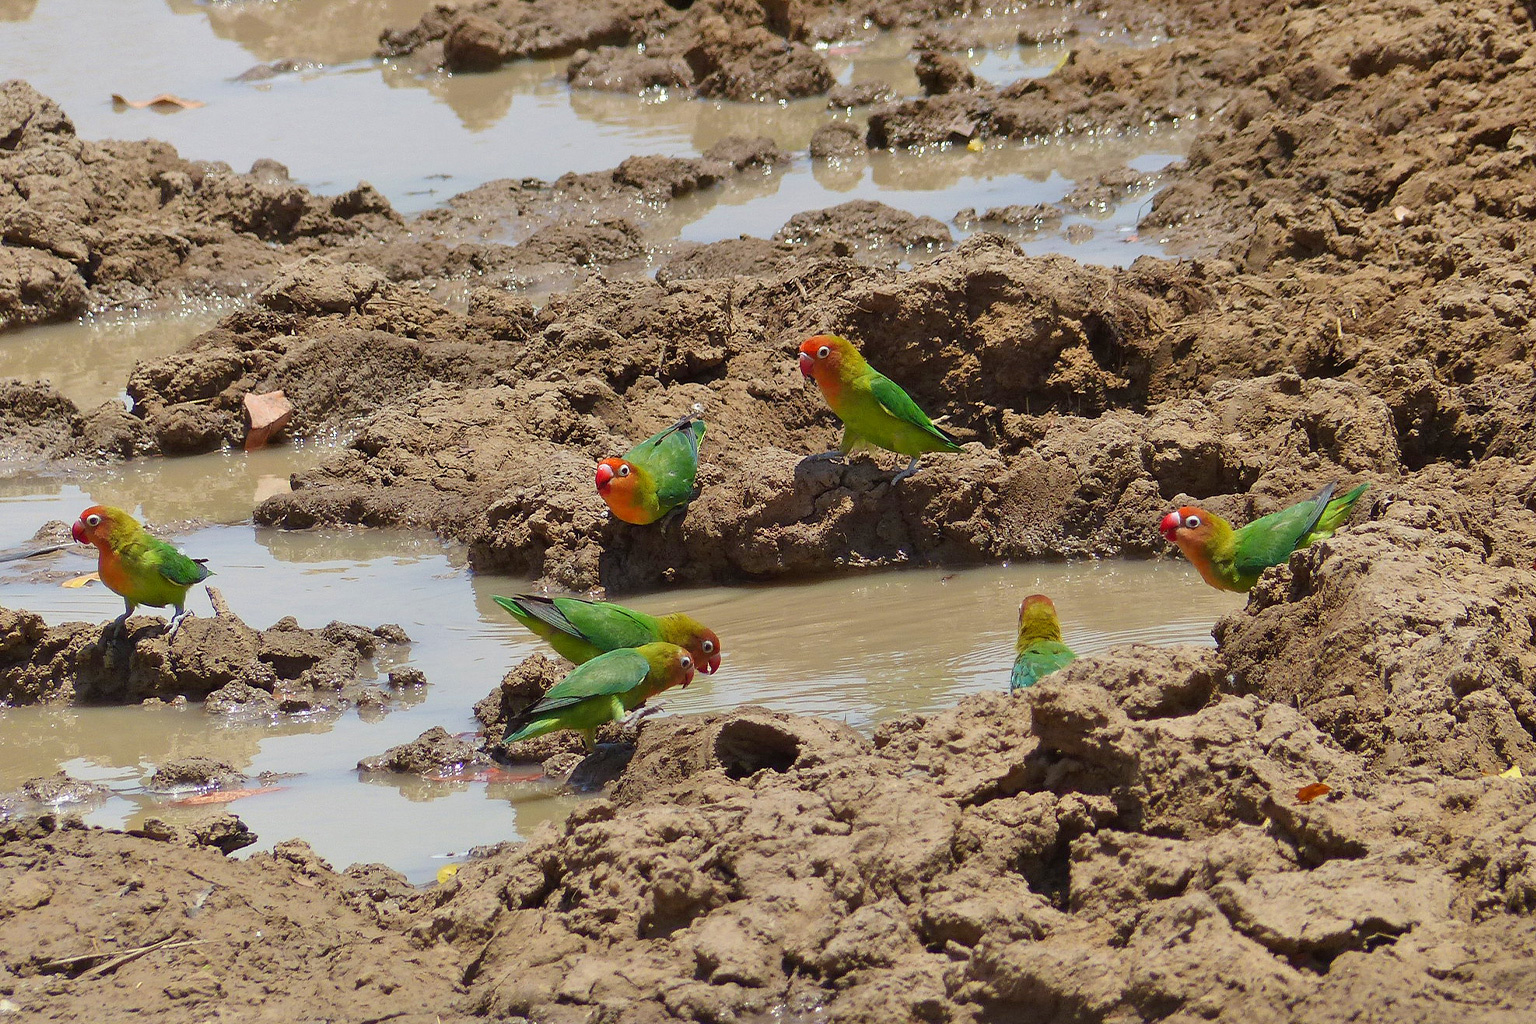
<box><xmin>206</xmin><ymin>586</ymin><xmax>232</xmax><ymax>618</ymax></box>
<box><xmin>41</xmin><ymin>937</ymin><xmax>205</xmax><ymax>979</ymax></box>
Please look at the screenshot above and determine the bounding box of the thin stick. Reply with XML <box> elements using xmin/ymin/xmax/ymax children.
<box><xmin>78</xmin><ymin>938</ymin><xmax>205</xmax><ymax>979</ymax></box>
<box><xmin>206</xmin><ymin>586</ymin><xmax>232</xmax><ymax>618</ymax></box>
<box><xmin>0</xmin><ymin>544</ymin><xmax>65</xmax><ymax>564</ymax></box>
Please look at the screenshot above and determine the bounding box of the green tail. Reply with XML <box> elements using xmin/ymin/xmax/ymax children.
<box><xmin>1305</xmin><ymin>482</ymin><xmax>1369</xmax><ymax>545</ymax></box>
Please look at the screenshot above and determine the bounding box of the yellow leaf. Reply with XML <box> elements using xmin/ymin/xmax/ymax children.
<box><xmin>436</xmin><ymin>864</ymin><xmax>460</xmax><ymax>885</ymax></box>
<box><xmin>966</xmin><ymin>138</ymin><xmax>983</xmax><ymax>152</ymax></box>
<box><xmin>63</xmin><ymin>572</ymin><xmax>100</xmax><ymax>589</ymax></box>
<box><xmin>1500</xmin><ymin>765</ymin><xmax>1524</xmax><ymax>779</ymax></box>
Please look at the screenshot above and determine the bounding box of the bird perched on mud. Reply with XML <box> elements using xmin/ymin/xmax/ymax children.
<box><xmin>596</xmin><ymin>409</ymin><xmax>706</xmax><ymax>525</ymax></box>
<box><xmin>1010</xmin><ymin>594</ymin><xmax>1077</xmax><ymax>691</ymax></box>
<box><xmin>1159</xmin><ymin>481</ymin><xmax>1369</xmax><ymax>593</ymax></box>
<box><xmin>71</xmin><ymin>505</ymin><xmax>212</xmax><ymax>638</ymax></box>
<box><xmin>797</xmin><ymin>334</ymin><xmax>961</xmax><ymax>483</ymax></box>
<box><xmin>502</xmin><ymin>641</ymin><xmax>696</xmax><ymax>750</ymax></box>
<box><xmin>494</xmin><ymin>593</ymin><xmax>721</xmax><ymax>674</ymax></box>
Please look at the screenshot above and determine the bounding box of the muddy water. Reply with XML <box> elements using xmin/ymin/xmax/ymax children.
<box><xmin>0</xmin><ymin>1</ymin><xmax>1186</xmax><ymax>234</ymax></box>
<box><xmin>2</xmin><ymin>458</ymin><xmax>1242</xmax><ymax>881</ymax></box>
<box><xmin>0</xmin><ymin>307</ymin><xmax>227</xmax><ymax>410</ymax></box>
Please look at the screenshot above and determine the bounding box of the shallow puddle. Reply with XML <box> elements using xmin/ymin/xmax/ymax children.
<box><xmin>1</xmin><ymin>465</ymin><xmax>1242</xmax><ymax>881</ymax></box>
<box><xmin>0</xmin><ymin>1</ymin><xmax>1185</xmax><ymax>229</ymax></box>
<box><xmin>0</xmin><ymin>307</ymin><xmax>227</xmax><ymax>410</ymax></box>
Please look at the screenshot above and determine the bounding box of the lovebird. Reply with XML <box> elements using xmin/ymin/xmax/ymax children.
<box><xmin>493</xmin><ymin>593</ymin><xmax>722</xmax><ymax>674</ymax></box>
<box><xmin>71</xmin><ymin>505</ymin><xmax>212</xmax><ymax>637</ymax></box>
<box><xmin>596</xmin><ymin>411</ymin><xmax>706</xmax><ymax>525</ymax></box>
<box><xmin>798</xmin><ymin>334</ymin><xmax>962</xmax><ymax>483</ymax></box>
<box><xmin>502</xmin><ymin>641</ymin><xmax>696</xmax><ymax>750</ymax></box>
<box><xmin>1010</xmin><ymin>594</ymin><xmax>1076</xmax><ymax>691</ymax></box>
<box><xmin>1159</xmin><ymin>481</ymin><xmax>1369</xmax><ymax>593</ymax></box>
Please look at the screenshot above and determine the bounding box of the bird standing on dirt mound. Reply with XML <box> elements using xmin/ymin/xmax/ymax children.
<box><xmin>596</xmin><ymin>410</ymin><xmax>706</xmax><ymax>525</ymax></box>
<box><xmin>1010</xmin><ymin>594</ymin><xmax>1077</xmax><ymax>691</ymax></box>
<box><xmin>493</xmin><ymin>593</ymin><xmax>721</xmax><ymax>674</ymax></box>
<box><xmin>798</xmin><ymin>334</ymin><xmax>962</xmax><ymax>483</ymax></box>
<box><xmin>502</xmin><ymin>641</ymin><xmax>696</xmax><ymax>750</ymax></box>
<box><xmin>71</xmin><ymin>505</ymin><xmax>212</xmax><ymax>638</ymax></box>
<box><xmin>1159</xmin><ymin>481</ymin><xmax>1369</xmax><ymax>593</ymax></box>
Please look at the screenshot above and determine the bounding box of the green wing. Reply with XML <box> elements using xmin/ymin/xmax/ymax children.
<box><xmin>627</xmin><ymin>415</ymin><xmax>704</xmax><ymax>510</ymax></box>
<box><xmin>511</xmin><ymin>648</ymin><xmax>651</xmax><ymax>724</ymax></box>
<box><xmin>496</xmin><ymin>595</ymin><xmax>659</xmax><ymax>651</ymax></box>
<box><xmin>147</xmin><ymin>538</ymin><xmax>212</xmax><ymax>587</ymax></box>
<box><xmin>1010</xmin><ymin>641</ymin><xmax>1076</xmax><ymax>691</ymax></box>
<box><xmin>867</xmin><ymin>374</ymin><xmax>960</xmax><ymax>449</ymax></box>
<box><xmin>1231</xmin><ymin>483</ymin><xmax>1335</xmax><ymax>580</ymax></box>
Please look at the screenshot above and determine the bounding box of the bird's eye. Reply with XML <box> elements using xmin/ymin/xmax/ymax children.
<box><xmin>680</xmin><ymin>655</ymin><xmax>692</xmax><ymax>670</ymax></box>
<box><xmin>1185</xmin><ymin>515</ymin><xmax>1201</xmax><ymax>528</ymax></box>
<box><xmin>617</xmin><ymin>464</ymin><xmax>630</xmax><ymax>477</ymax></box>
<box><xmin>86</xmin><ymin>514</ymin><xmax>101</xmax><ymax>527</ymax></box>
<box><xmin>817</xmin><ymin>345</ymin><xmax>830</xmax><ymax>359</ymax></box>
<box><xmin>702</xmin><ymin>640</ymin><xmax>715</xmax><ymax>654</ymax></box>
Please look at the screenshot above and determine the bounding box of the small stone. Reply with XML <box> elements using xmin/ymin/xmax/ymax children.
<box><xmin>243</xmin><ymin>390</ymin><xmax>294</xmax><ymax>451</ymax></box>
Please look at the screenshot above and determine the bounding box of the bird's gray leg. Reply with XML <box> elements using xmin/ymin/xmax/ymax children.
<box><xmin>166</xmin><ymin>604</ymin><xmax>189</xmax><ymax>642</ymax></box>
<box><xmin>107</xmin><ymin>600</ymin><xmax>133</xmax><ymax>640</ymax></box>
<box><xmin>619</xmin><ymin>704</ymin><xmax>664</xmax><ymax>743</ymax></box>
<box><xmin>804</xmin><ymin>450</ymin><xmax>844</xmax><ymax>463</ymax></box>
<box><xmin>890</xmin><ymin>456</ymin><xmax>922</xmax><ymax>484</ymax></box>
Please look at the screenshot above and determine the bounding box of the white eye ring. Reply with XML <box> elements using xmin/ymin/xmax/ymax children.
<box><xmin>680</xmin><ymin>655</ymin><xmax>692</xmax><ymax>669</ymax></box>
<box><xmin>702</xmin><ymin>640</ymin><xmax>715</xmax><ymax>654</ymax></box>
<box><xmin>617</xmin><ymin>464</ymin><xmax>630</xmax><ymax>477</ymax></box>
<box><xmin>817</xmin><ymin>345</ymin><xmax>830</xmax><ymax>359</ymax></box>
<box><xmin>86</xmin><ymin>514</ymin><xmax>101</xmax><ymax>527</ymax></box>
<box><xmin>1185</xmin><ymin>515</ymin><xmax>1201</xmax><ymax>528</ymax></box>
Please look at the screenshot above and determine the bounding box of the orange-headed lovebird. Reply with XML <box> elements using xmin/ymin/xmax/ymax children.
<box><xmin>596</xmin><ymin>412</ymin><xmax>705</xmax><ymax>525</ymax></box>
<box><xmin>72</xmin><ymin>505</ymin><xmax>212</xmax><ymax>637</ymax></box>
<box><xmin>502</xmin><ymin>641</ymin><xmax>695</xmax><ymax>750</ymax></box>
<box><xmin>798</xmin><ymin>334</ymin><xmax>961</xmax><ymax>483</ymax></box>
<box><xmin>1010</xmin><ymin>594</ymin><xmax>1076</xmax><ymax>691</ymax></box>
<box><xmin>493</xmin><ymin>594</ymin><xmax>721</xmax><ymax>674</ymax></box>
<box><xmin>1159</xmin><ymin>482</ymin><xmax>1369</xmax><ymax>593</ymax></box>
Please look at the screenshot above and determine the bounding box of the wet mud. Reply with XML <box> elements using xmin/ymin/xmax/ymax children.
<box><xmin>5</xmin><ymin>0</ymin><xmax>1536</xmax><ymax>1019</ymax></box>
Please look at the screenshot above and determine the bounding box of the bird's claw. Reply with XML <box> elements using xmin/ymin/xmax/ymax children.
<box><xmin>803</xmin><ymin>450</ymin><xmax>844</xmax><ymax>464</ymax></box>
<box><xmin>619</xmin><ymin>705</ymin><xmax>664</xmax><ymax>743</ymax></box>
<box><xmin>890</xmin><ymin>457</ymin><xmax>921</xmax><ymax>485</ymax></box>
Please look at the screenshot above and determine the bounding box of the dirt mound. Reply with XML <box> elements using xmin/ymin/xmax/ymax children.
<box><xmin>0</xmin><ymin>601</ymin><xmax>408</xmax><ymax>706</ymax></box>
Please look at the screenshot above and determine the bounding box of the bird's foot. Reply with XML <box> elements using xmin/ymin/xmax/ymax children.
<box><xmin>890</xmin><ymin>457</ymin><xmax>921</xmax><ymax>485</ymax></box>
<box><xmin>165</xmin><ymin>611</ymin><xmax>190</xmax><ymax>643</ymax></box>
<box><xmin>803</xmin><ymin>450</ymin><xmax>844</xmax><ymax>464</ymax></box>
<box><xmin>619</xmin><ymin>704</ymin><xmax>665</xmax><ymax>743</ymax></box>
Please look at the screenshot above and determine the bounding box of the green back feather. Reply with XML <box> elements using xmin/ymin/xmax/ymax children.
<box><xmin>1011</xmin><ymin>642</ymin><xmax>1077</xmax><ymax>691</ymax></box>
<box><xmin>494</xmin><ymin>594</ymin><xmax>661</xmax><ymax>663</ymax></box>
<box><xmin>626</xmin><ymin>415</ymin><xmax>705</xmax><ymax>511</ymax></box>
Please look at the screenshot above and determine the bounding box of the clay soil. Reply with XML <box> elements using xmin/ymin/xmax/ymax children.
<box><xmin>5</xmin><ymin>0</ymin><xmax>1536</xmax><ymax>1020</ymax></box>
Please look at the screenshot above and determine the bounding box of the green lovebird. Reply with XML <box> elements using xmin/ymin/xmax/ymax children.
<box><xmin>492</xmin><ymin>594</ymin><xmax>721</xmax><ymax>674</ymax></box>
<box><xmin>1010</xmin><ymin>594</ymin><xmax>1077</xmax><ymax>691</ymax></box>
<box><xmin>798</xmin><ymin>334</ymin><xmax>962</xmax><ymax>483</ymax></box>
<box><xmin>596</xmin><ymin>411</ymin><xmax>706</xmax><ymax>525</ymax></box>
<box><xmin>1159</xmin><ymin>481</ymin><xmax>1369</xmax><ymax>593</ymax></box>
<box><xmin>502</xmin><ymin>641</ymin><xmax>696</xmax><ymax>749</ymax></box>
<box><xmin>71</xmin><ymin>504</ymin><xmax>213</xmax><ymax>637</ymax></box>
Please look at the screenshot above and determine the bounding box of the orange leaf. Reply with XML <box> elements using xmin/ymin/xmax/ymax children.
<box><xmin>111</xmin><ymin>93</ymin><xmax>204</xmax><ymax>110</ymax></box>
<box><xmin>1295</xmin><ymin>783</ymin><xmax>1331</xmax><ymax>804</ymax></box>
<box><xmin>63</xmin><ymin>572</ymin><xmax>101</xmax><ymax>588</ymax></box>
<box><xmin>169</xmin><ymin>785</ymin><xmax>283</xmax><ymax>807</ymax></box>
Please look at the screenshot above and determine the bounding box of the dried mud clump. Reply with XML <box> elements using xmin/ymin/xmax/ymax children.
<box><xmin>0</xmin><ymin>603</ymin><xmax>408</xmax><ymax>707</ymax></box>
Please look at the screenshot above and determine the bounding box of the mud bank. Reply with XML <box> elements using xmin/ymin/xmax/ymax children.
<box><xmin>6</xmin><ymin>509</ymin><xmax>1536</xmax><ymax>1022</ymax></box>
<box><xmin>0</xmin><ymin>598</ymin><xmax>408</xmax><ymax>708</ymax></box>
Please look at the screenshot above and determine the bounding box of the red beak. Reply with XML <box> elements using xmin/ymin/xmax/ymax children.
<box><xmin>1158</xmin><ymin>511</ymin><xmax>1181</xmax><ymax>543</ymax></box>
<box><xmin>798</xmin><ymin>352</ymin><xmax>814</xmax><ymax>378</ymax></box>
<box><xmin>681</xmin><ymin>665</ymin><xmax>697</xmax><ymax>688</ymax></box>
<box><xmin>595</xmin><ymin>463</ymin><xmax>615</xmax><ymax>493</ymax></box>
<box><xmin>71</xmin><ymin>520</ymin><xmax>88</xmax><ymax>544</ymax></box>
<box><xmin>704</xmin><ymin>653</ymin><xmax>721</xmax><ymax>674</ymax></box>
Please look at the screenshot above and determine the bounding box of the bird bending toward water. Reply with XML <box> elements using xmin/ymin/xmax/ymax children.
<box><xmin>71</xmin><ymin>505</ymin><xmax>212</xmax><ymax>638</ymax></box>
<box><xmin>1159</xmin><ymin>482</ymin><xmax>1369</xmax><ymax>593</ymax></box>
<box><xmin>798</xmin><ymin>334</ymin><xmax>961</xmax><ymax>484</ymax></box>
<box><xmin>502</xmin><ymin>642</ymin><xmax>696</xmax><ymax>750</ymax></box>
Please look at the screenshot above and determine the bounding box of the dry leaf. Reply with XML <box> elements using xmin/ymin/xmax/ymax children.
<box><xmin>111</xmin><ymin>93</ymin><xmax>204</xmax><ymax>110</ymax></box>
<box><xmin>436</xmin><ymin>864</ymin><xmax>460</xmax><ymax>885</ymax></box>
<box><xmin>62</xmin><ymin>572</ymin><xmax>100</xmax><ymax>589</ymax></box>
<box><xmin>1500</xmin><ymin>765</ymin><xmax>1524</xmax><ymax>779</ymax></box>
<box><xmin>168</xmin><ymin>785</ymin><xmax>284</xmax><ymax>807</ymax></box>
<box><xmin>1295</xmin><ymin>782</ymin><xmax>1331</xmax><ymax>804</ymax></box>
